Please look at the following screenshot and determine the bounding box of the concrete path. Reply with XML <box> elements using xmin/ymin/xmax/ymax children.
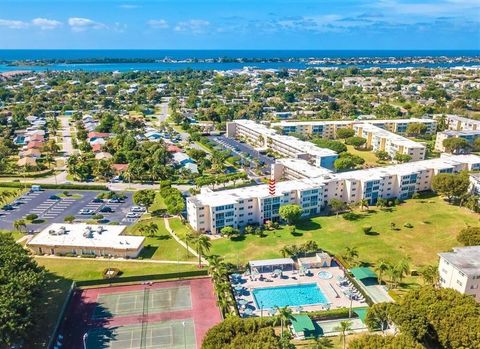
<box><xmin>33</xmin><ymin>254</ymin><xmax>198</xmax><ymax>265</ymax></box>
<box><xmin>59</xmin><ymin>116</ymin><xmax>74</xmax><ymax>156</ymax></box>
<box><xmin>164</xmin><ymin>217</ymin><xmax>208</xmax><ymax>266</ymax></box>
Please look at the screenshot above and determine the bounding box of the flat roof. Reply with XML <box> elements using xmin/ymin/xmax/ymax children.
<box><xmin>438</xmin><ymin>246</ymin><xmax>480</xmax><ymax>276</ymax></box>
<box><xmin>276</xmin><ymin>158</ymin><xmax>332</xmax><ymax>177</ymax></box>
<box><xmin>351</xmin><ymin>267</ymin><xmax>377</xmax><ymax>280</ymax></box>
<box><xmin>28</xmin><ymin>223</ymin><xmax>144</xmax><ymax>250</ymax></box>
<box><xmin>291</xmin><ymin>314</ymin><xmax>315</xmax><ymax>333</ymax></box>
<box><xmin>354</xmin><ymin>123</ymin><xmax>425</xmax><ymax>149</ymax></box>
<box><xmin>249</xmin><ymin>258</ymin><xmax>295</xmax><ymax>268</ymax></box>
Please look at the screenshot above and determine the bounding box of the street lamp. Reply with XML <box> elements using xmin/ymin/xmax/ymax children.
<box><xmin>260</xmin><ymin>301</ymin><xmax>264</xmax><ymax>318</ymax></box>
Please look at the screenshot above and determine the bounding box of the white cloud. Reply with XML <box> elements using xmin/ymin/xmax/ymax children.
<box><xmin>147</xmin><ymin>19</ymin><xmax>169</xmax><ymax>29</ymax></box>
<box><xmin>0</xmin><ymin>19</ymin><xmax>29</xmax><ymax>29</ymax></box>
<box><xmin>68</xmin><ymin>17</ymin><xmax>106</xmax><ymax>32</ymax></box>
<box><xmin>174</xmin><ymin>19</ymin><xmax>210</xmax><ymax>34</ymax></box>
<box><xmin>31</xmin><ymin>18</ymin><xmax>62</xmax><ymax>30</ymax></box>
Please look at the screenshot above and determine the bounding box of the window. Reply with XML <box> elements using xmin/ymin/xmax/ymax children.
<box><xmin>456</xmin><ymin>280</ymin><xmax>463</xmax><ymax>286</ymax></box>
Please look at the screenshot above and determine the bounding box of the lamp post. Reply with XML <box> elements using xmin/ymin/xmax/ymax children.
<box><xmin>83</xmin><ymin>333</ymin><xmax>88</xmax><ymax>349</ymax></box>
<box><xmin>260</xmin><ymin>301</ymin><xmax>264</xmax><ymax>318</ymax></box>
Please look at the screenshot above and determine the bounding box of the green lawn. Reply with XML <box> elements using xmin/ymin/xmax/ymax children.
<box><xmin>346</xmin><ymin>145</ymin><xmax>383</xmax><ymax>167</ymax></box>
<box><xmin>168</xmin><ymin>216</ymin><xmax>194</xmax><ymax>240</ymax></box>
<box><xmin>150</xmin><ymin>191</ymin><xmax>167</xmax><ymax>211</ymax></box>
<box><xmin>36</xmin><ymin>257</ymin><xmax>198</xmax><ymax>281</ymax></box>
<box><xmin>210</xmin><ymin>195</ymin><xmax>478</xmax><ymax>269</ymax></box>
<box><xmin>127</xmin><ymin>217</ymin><xmax>195</xmax><ymax>261</ymax></box>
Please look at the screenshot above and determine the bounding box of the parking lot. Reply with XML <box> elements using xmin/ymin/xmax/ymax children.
<box><xmin>208</xmin><ymin>135</ymin><xmax>274</xmax><ymax>175</ymax></box>
<box><xmin>0</xmin><ymin>189</ymin><xmax>141</xmax><ymax>232</ymax></box>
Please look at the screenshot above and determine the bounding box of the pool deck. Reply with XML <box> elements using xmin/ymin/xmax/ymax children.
<box><xmin>232</xmin><ymin>266</ymin><xmax>368</xmax><ymax>317</ymax></box>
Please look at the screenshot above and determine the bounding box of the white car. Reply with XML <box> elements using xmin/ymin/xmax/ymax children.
<box><xmin>131</xmin><ymin>206</ymin><xmax>146</xmax><ymax>213</ymax></box>
<box><xmin>79</xmin><ymin>209</ymin><xmax>94</xmax><ymax>215</ymax></box>
<box><xmin>126</xmin><ymin>212</ymin><xmax>141</xmax><ymax>218</ymax></box>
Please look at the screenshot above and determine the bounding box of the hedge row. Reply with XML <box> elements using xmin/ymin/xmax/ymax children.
<box><xmin>0</xmin><ymin>169</ymin><xmax>54</xmax><ymax>178</ymax></box>
<box><xmin>0</xmin><ymin>182</ymin><xmax>108</xmax><ymax>191</ymax></box>
<box><xmin>303</xmin><ymin>307</ymin><xmax>352</xmax><ymax>321</ymax></box>
<box><xmin>76</xmin><ymin>269</ymin><xmax>208</xmax><ymax>287</ymax></box>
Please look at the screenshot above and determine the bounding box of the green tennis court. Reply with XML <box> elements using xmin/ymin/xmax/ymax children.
<box><xmin>86</xmin><ymin>319</ymin><xmax>196</xmax><ymax>349</ymax></box>
<box><xmin>93</xmin><ymin>286</ymin><xmax>192</xmax><ymax>319</ymax></box>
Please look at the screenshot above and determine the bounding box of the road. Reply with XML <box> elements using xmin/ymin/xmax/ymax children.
<box><xmin>157</xmin><ymin>97</ymin><xmax>170</xmax><ymax>126</ymax></box>
<box><xmin>59</xmin><ymin>116</ymin><xmax>74</xmax><ymax>157</ymax></box>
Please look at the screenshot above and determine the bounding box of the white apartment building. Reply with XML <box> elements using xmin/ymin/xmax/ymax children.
<box><xmin>187</xmin><ymin>154</ymin><xmax>480</xmax><ymax>233</ymax></box>
<box><xmin>227</xmin><ymin>120</ymin><xmax>338</xmax><ymax>169</ymax></box>
<box><xmin>435</xmin><ymin>130</ymin><xmax>480</xmax><ymax>152</ymax></box>
<box><xmin>438</xmin><ymin>246</ymin><xmax>480</xmax><ymax>302</ymax></box>
<box><xmin>271</xmin><ymin>118</ymin><xmax>437</xmax><ymax>138</ymax></box>
<box><xmin>271</xmin><ymin>158</ymin><xmax>333</xmax><ymax>181</ymax></box>
<box><xmin>439</xmin><ymin>114</ymin><xmax>480</xmax><ymax>131</ymax></box>
<box><xmin>352</xmin><ymin>123</ymin><xmax>426</xmax><ymax>161</ymax></box>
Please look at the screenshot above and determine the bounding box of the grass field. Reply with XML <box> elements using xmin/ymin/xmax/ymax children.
<box><xmin>210</xmin><ymin>195</ymin><xmax>478</xmax><ymax>269</ymax></box>
<box><xmin>346</xmin><ymin>145</ymin><xmax>383</xmax><ymax>167</ymax></box>
<box><xmin>127</xmin><ymin>217</ymin><xmax>196</xmax><ymax>261</ymax></box>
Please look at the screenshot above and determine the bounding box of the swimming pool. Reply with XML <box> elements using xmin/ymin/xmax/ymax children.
<box><xmin>252</xmin><ymin>283</ymin><xmax>328</xmax><ymax>309</ymax></box>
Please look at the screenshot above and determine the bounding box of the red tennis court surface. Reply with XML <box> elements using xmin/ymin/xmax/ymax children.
<box><xmin>58</xmin><ymin>277</ymin><xmax>222</xmax><ymax>349</ymax></box>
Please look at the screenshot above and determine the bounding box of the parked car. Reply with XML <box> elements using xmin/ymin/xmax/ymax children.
<box><xmin>99</xmin><ymin>206</ymin><xmax>113</xmax><ymax>213</ymax></box>
<box><xmin>92</xmin><ymin>198</ymin><xmax>104</xmax><ymax>203</ymax></box>
<box><xmin>131</xmin><ymin>206</ymin><xmax>146</xmax><ymax>212</ymax></box>
<box><xmin>2</xmin><ymin>204</ymin><xmax>14</xmax><ymax>211</ymax></box>
<box><xmin>126</xmin><ymin>212</ymin><xmax>140</xmax><ymax>218</ymax></box>
<box><xmin>79</xmin><ymin>209</ymin><xmax>94</xmax><ymax>215</ymax></box>
<box><xmin>107</xmin><ymin>197</ymin><xmax>124</xmax><ymax>203</ymax></box>
<box><xmin>48</xmin><ymin>195</ymin><xmax>60</xmax><ymax>200</ymax></box>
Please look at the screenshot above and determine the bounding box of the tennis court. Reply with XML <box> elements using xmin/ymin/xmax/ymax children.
<box><xmin>86</xmin><ymin>319</ymin><xmax>196</xmax><ymax>349</ymax></box>
<box><xmin>93</xmin><ymin>286</ymin><xmax>192</xmax><ymax>319</ymax></box>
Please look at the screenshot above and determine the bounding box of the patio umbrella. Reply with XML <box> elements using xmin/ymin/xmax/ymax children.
<box><xmin>244</xmin><ymin>270</ymin><xmax>251</xmax><ymax>276</ymax></box>
<box><xmin>268</xmin><ymin>308</ymin><xmax>277</xmax><ymax>316</ymax></box>
<box><xmin>244</xmin><ymin>308</ymin><xmax>253</xmax><ymax>316</ymax></box>
<box><xmin>234</xmin><ymin>285</ymin><xmax>244</xmax><ymax>292</ymax></box>
<box><xmin>232</xmin><ymin>273</ymin><xmax>241</xmax><ymax>278</ymax></box>
<box><xmin>295</xmin><ymin>306</ymin><xmax>303</xmax><ymax>313</ymax></box>
<box><xmin>252</xmin><ymin>268</ymin><xmax>259</xmax><ymax>275</ymax></box>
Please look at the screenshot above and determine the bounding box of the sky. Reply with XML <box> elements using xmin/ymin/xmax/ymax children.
<box><xmin>0</xmin><ymin>0</ymin><xmax>479</xmax><ymax>50</ymax></box>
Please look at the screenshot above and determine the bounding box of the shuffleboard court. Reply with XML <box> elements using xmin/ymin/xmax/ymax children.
<box><xmin>93</xmin><ymin>286</ymin><xmax>192</xmax><ymax>319</ymax></box>
<box><xmin>86</xmin><ymin>319</ymin><xmax>196</xmax><ymax>349</ymax></box>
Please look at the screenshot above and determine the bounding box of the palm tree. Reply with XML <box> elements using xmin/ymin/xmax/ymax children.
<box><xmin>360</xmin><ymin>199</ymin><xmax>369</xmax><ymax>211</ymax></box>
<box><xmin>139</xmin><ymin>222</ymin><xmax>158</xmax><ymax>237</ymax></box>
<box><xmin>312</xmin><ymin>337</ymin><xmax>334</xmax><ymax>349</ymax></box>
<box><xmin>185</xmin><ymin>232</ymin><xmax>196</xmax><ymax>258</ymax></box>
<box><xmin>279</xmin><ymin>246</ymin><xmax>291</xmax><ymax>258</ymax></box>
<box><xmin>13</xmin><ymin>219</ymin><xmax>27</xmax><ymax>233</ymax></box>
<box><xmin>396</xmin><ymin>258</ymin><xmax>410</xmax><ymax>283</ymax></box>
<box><xmin>375</xmin><ymin>259</ymin><xmax>390</xmax><ymax>285</ymax></box>
<box><xmin>275</xmin><ymin>306</ymin><xmax>294</xmax><ymax>345</ymax></box>
<box><xmin>334</xmin><ymin>320</ymin><xmax>352</xmax><ymax>349</ymax></box>
<box><xmin>420</xmin><ymin>264</ymin><xmax>438</xmax><ymax>286</ymax></box>
<box><xmin>195</xmin><ymin>235</ymin><xmax>211</xmax><ymax>267</ymax></box>
<box><xmin>344</xmin><ymin>246</ymin><xmax>359</xmax><ymax>264</ymax></box>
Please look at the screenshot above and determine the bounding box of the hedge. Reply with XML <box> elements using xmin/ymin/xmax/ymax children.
<box><xmin>76</xmin><ymin>269</ymin><xmax>208</xmax><ymax>287</ymax></box>
<box><xmin>303</xmin><ymin>307</ymin><xmax>352</xmax><ymax>321</ymax></box>
<box><xmin>0</xmin><ymin>169</ymin><xmax>54</xmax><ymax>178</ymax></box>
<box><xmin>0</xmin><ymin>182</ymin><xmax>108</xmax><ymax>191</ymax></box>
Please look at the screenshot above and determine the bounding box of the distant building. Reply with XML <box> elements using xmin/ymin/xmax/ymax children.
<box><xmin>27</xmin><ymin>223</ymin><xmax>145</xmax><ymax>258</ymax></box>
<box><xmin>438</xmin><ymin>246</ymin><xmax>480</xmax><ymax>302</ymax></box>
<box><xmin>435</xmin><ymin>130</ymin><xmax>480</xmax><ymax>152</ymax></box>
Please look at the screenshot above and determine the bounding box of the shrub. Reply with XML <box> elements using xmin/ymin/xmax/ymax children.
<box><xmin>412</xmin><ymin>192</ymin><xmax>420</xmax><ymax>199</ymax></box>
<box><xmin>404</xmin><ymin>223</ymin><xmax>413</xmax><ymax>228</ymax></box>
<box><xmin>64</xmin><ymin>215</ymin><xmax>75</xmax><ymax>223</ymax></box>
<box><xmin>362</xmin><ymin>226</ymin><xmax>373</xmax><ymax>234</ymax></box>
<box><xmin>25</xmin><ymin>214</ymin><xmax>38</xmax><ymax>221</ymax></box>
<box><xmin>457</xmin><ymin>226</ymin><xmax>480</xmax><ymax>246</ymax></box>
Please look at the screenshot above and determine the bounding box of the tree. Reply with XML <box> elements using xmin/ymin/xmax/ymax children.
<box><xmin>334</xmin><ymin>153</ymin><xmax>364</xmax><ymax>171</ymax></box>
<box><xmin>343</xmin><ymin>246</ymin><xmax>359</xmax><ymax>264</ymax></box>
<box><xmin>25</xmin><ymin>213</ymin><xmax>38</xmax><ymax>222</ymax></box>
<box><xmin>195</xmin><ymin>235</ymin><xmax>211</xmax><ymax>267</ymax></box>
<box><xmin>359</xmin><ymin>198</ymin><xmax>369</xmax><ymax>211</ymax></box>
<box><xmin>457</xmin><ymin>226</ymin><xmax>480</xmax><ymax>246</ymax></box>
<box><xmin>220</xmin><ymin>226</ymin><xmax>239</xmax><ymax>239</ymax></box>
<box><xmin>278</xmin><ymin>204</ymin><xmax>302</xmax><ymax>225</ymax></box>
<box><xmin>312</xmin><ymin>139</ymin><xmax>347</xmax><ymax>153</ymax></box>
<box><xmin>443</xmin><ymin>137</ymin><xmax>470</xmax><ymax>154</ymax></box>
<box><xmin>362</xmin><ymin>226</ymin><xmax>372</xmax><ymax>234</ymax></box>
<box><xmin>432</xmin><ymin>172</ymin><xmax>470</xmax><ymax>203</ymax></box>
<box><xmin>334</xmin><ymin>320</ymin><xmax>352</xmax><ymax>349</ymax></box>
<box><xmin>275</xmin><ymin>306</ymin><xmax>294</xmax><ymax>342</ymax></box>
<box><xmin>329</xmin><ymin>198</ymin><xmax>347</xmax><ymax>217</ymax></box>
<box><xmin>311</xmin><ymin>337</ymin><xmax>334</xmax><ymax>349</ymax></box>
<box><xmin>406</xmin><ymin>123</ymin><xmax>427</xmax><ymax>137</ymax></box>
<box><xmin>375</xmin><ymin>259</ymin><xmax>389</xmax><ymax>285</ymax></box>
<box><xmin>419</xmin><ymin>265</ymin><xmax>438</xmax><ymax>286</ymax></box>
<box><xmin>345</xmin><ymin>136</ymin><xmax>366</xmax><ymax>149</ymax></box>
<box><xmin>139</xmin><ymin>222</ymin><xmax>158</xmax><ymax>237</ymax></box>
<box><xmin>394</xmin><ymin>153</ymin><xmax>412</xmax><ymax>163</ymax></box>
<box><xmin>0</xmin><ymin>233</ymin><xmax>46</xmax><ymax>346</ymax></box>
<box><xmin>64</xmin><ymin>215</ymin><xmax>75</xmax><ymax>223</ymax></box>
<box><xmin>375</xmin><ymin>150</ymin><xmax>390</xmax><ymax>161</ymax></box>
<box><xmin>133</xmin><ymin>189</ymin><xmax>156</xmax><ymax>212</ymax></box>
<box><xmin>336</xmin><ymin>128</ymin><xmax>355</xmax><ymax>140</ymax></box>
<box><xmin>13</xmin><ymin>219</ymin><xmax>27</xmax><ymax>232</ymax></box>
<box><xmin>365</xmin><ymin>303</ymin><xmax>391</xmax><ymax>333</ymax></box>
<box><xmin>349</xmin><ymin>334</ymin><xmax>423</xmax><ymax>349</ymax></box>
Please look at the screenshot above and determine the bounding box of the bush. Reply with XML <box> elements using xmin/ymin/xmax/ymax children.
<box><xmin>64</xmin><ymin>215</ymin><xmax>75</xmax><ymax>223</ymax></box>
<box><xmin>25</xmin><ymin>214</ymin><xmax>38</xmax><ymax>221</ymax></box>
<box><xmin>92</xmin><ymin>214</ymin><xmax>104</xmax><ymax>220</ymax></box>
<box><xmin>362</xmin><ymin>226</ymin><xmax>373</xmax><ymax>234</ymax></box>
<box><xmin>404</xmin><ymin>223</ymin><xmax>413</xmax><ymax>228</ymax></box>
<box><xmin>412</xmin><ymin>192</ymin><xmax>420</xmax><ymax>199</ymax></box>
<box><xmin>457</xmin><ymin>226</ymin><xmax>480</xmax><ymax>246</ymax></box>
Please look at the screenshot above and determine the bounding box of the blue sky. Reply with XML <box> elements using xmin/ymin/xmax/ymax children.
<box><xmin>0</xmin><ymin>0</ymin><xmax>479</xmax><ymax>49</ymax></box>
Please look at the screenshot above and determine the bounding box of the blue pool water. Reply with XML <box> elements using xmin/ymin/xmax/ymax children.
<box><xmin>252</xmin><ymin>283</ymin><xmax>328</xmax><ymax>309</ymax></box>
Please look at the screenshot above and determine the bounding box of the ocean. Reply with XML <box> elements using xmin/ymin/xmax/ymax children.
<box><xmin>0</xmin><ymin>50</ymin><xmax>478</xmax><ymax>72</ymax></box>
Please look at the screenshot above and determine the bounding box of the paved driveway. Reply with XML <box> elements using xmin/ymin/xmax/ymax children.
<box><xmin>0</xmin><ymin>189</ymin><xmax>140</xmax><ymax>232</ymax></box>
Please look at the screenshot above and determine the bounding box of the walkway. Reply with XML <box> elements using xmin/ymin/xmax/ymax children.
<box><xmin>33</xmin><ymin>254</ymin><xmax>198</xmax><ymax>265</ymax></box>
<box><xmin>164</xmin><ymin>217</ymin><xmax>208</xmax><ymax>266</ymax></box>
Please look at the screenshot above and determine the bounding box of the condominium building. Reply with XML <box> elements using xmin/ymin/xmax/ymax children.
<box><xmin>271</xmin><ymin>118</ymin><xmax>437</xmax><ymax>138</ymax></box>
<box><xmin>438</xmin><ymin>246</ymin><xmax>480</xmax><ymax>302</ymax></box>
<box><xmin>271</xmin><ymin>158</ymin><xmax>333</xmax><ymax>181</ymax></box>
<box><xmin>187</xmin><ymin>154</ymin><xmax>480</xmax><ymax>233</ymax></box>
<box><xmin>226</xmin><ymin>120</ymin><xmax>338</xmax><ymax>169</ymax></box>
<box><xmin>352</xmin><ymin>123</ymin><xmax>426</xmax><ymax>161</ymax></box>
<box><xmin>434</xmin><ymin>130</ymin><xmax>480</xmax><ymax>152</ymax></box>
<box><xmin>439</xmin><ymin>114</ymin><xmax>480</xmax><ymax>131</ymax></box>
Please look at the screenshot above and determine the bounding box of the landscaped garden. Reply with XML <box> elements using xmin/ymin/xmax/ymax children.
<box><xmin>209</xmin><ymin>195</ymin><xmax>478</xmax><ymax>270</ymax></box>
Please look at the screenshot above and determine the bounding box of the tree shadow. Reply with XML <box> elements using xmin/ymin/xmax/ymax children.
<box><xmin>231</xmin><ymin>235</ymin><xmax>246</xmax><ymax>242</ymax></box>
<box><xmin>156</xmin><ymin>234</ymin><xmax>171</xmax><ymax>241</ymax></box>
<box><xmin>342</xmin><ymin>212</ymin><xmax>371</xmax><ymax>221</ymax></box>
<box><xmin>365</xmin><ymin>231</ymin><xmax>380</xmax><ymax>236</ymax></box>
<box><xmin>297</xmin><ymin>220</ymin><xmax>321</xmax><ymax>231</ymax></box>
<box><xmin>139</xmin><ymin>245</ymin><xmax>158</xmax><ymax>259</ymax></box>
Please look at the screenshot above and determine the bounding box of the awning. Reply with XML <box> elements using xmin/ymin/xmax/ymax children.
<box><xmin>353</xmin><ymin>307</ymin><xmax>368</xmax><ymax>323</ymax></box>
<box><xmin>291</xmin><ymin>314</ymin><xmax>315</xmax><ymax>335</ymax></box>
<box><xmin>350</xmin><ymin>267</ymin><xmax>377</xmax><ymax>280</ymax></box>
